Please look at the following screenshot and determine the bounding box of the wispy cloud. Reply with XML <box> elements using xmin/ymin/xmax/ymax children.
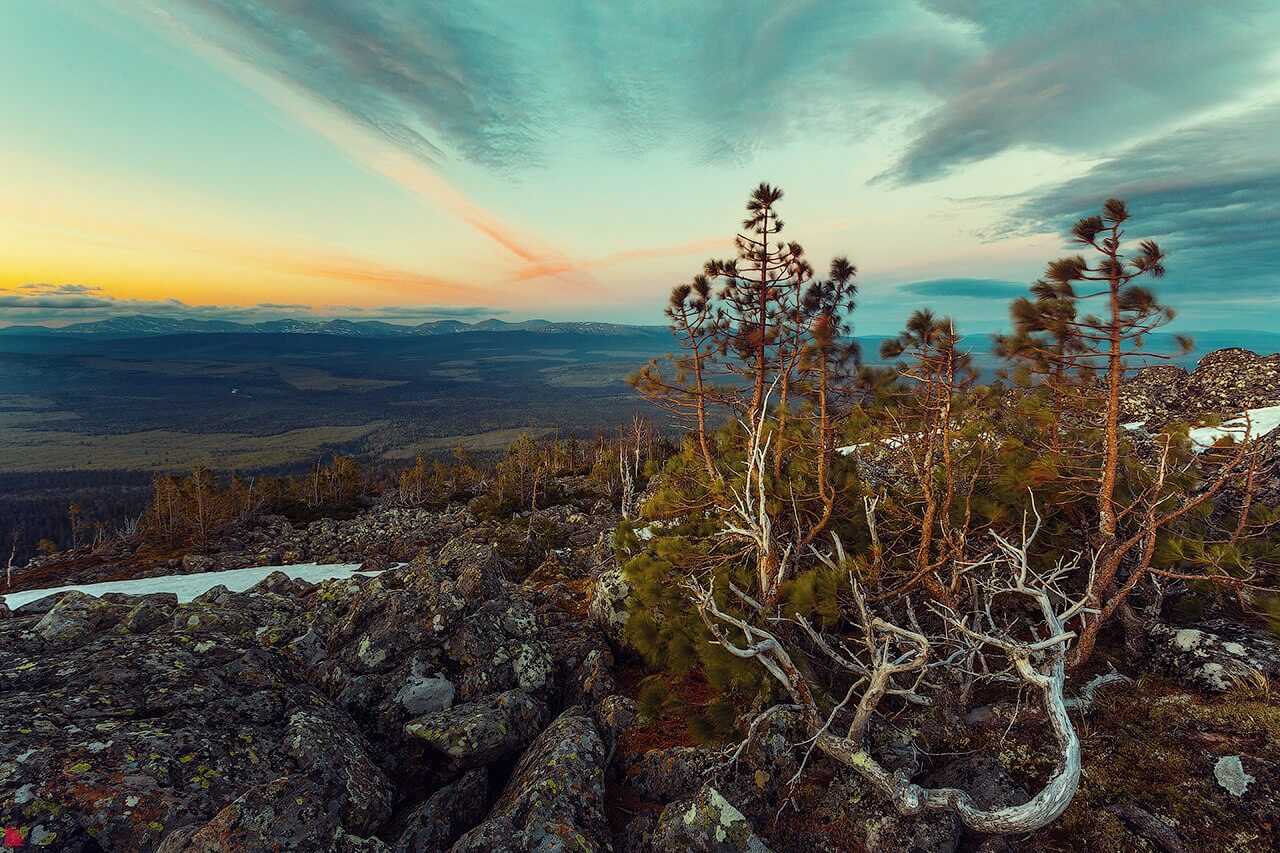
<box><xmin>0</xmin><ymin>286</ymin><xmax>498</xmax><ymax>327</ymax></box>
<box><xmin>131</xmin><ymin>1</ymin><xmax>589</xmax><ymax>286</ymax></box>
<box><xmin>898</xmin><ymin>278</ymin><xmax>1027</xmax><ymax>300</ymax></box>
<box><xmin>18</xmin><ymin>283</ymin><xmax>105</xmax><ymax>295</ymax></box>
<box><xmin>876</xmin><ymin>1</ymin><xmax>1280</xmax><ymax>185</ymax></box>
<box><xmin>1011</xmin><ymin>103</ymin><xmax>1280</xmax><ymax>302</ymax></box>
<box><xmin>154</xmin><ymin>1</ymin><xmax>961</xmax><ymax>169</ymax></box>
<box><xmin>154</xmin><ymin>0</ymin><xmax>1280</xmax><ymax>190</ymax></box>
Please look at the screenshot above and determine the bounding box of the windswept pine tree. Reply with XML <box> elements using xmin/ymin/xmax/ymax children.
<box><xmin>621</xmin><ymin>184</ymin><xmax>1277</xmax><ymax>837</ymax></box>
<box><xmin>631</xmin><ymin>274</ymin><xmax>725</xmax><ymax>483</ymax></box>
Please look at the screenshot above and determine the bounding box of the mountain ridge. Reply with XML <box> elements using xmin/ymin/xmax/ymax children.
<box><xmin>0</xmin><ymin>314</ymin><xmax>667</xmax><ymax>339</ymax></box>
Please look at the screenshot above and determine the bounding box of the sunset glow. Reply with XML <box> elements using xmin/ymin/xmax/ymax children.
<box><xmin>4</xmin><ymin>1</ymin><xmax>1278</xmax><ymax>331</ymax></box>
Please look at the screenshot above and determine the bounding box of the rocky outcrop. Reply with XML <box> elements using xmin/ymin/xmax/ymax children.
<box><xmin>1183</xmin><ymin>349</ymin><xmax>1280</xmax><ymax>416</ymax></box>
<box><xmin>590</xmin><ymin>563</ymin><xmax>631</xmax><ymax>646</ymax></box>
<box><xmin>0</xmin><ymin>583</ymin><xmax>391</xmax><ymax>852</ymax></box>
<box><xmin>1148</xmin><ymin>620</ymin><xmax>1280</xmax><ymax>692</ymax></box>
<box><xmin>155</xmin><ymin>775</ymin><xmax>390</xmax><ymax>853</ymax></box>
<box><xmin>650</xmin><ymin>785</ymin><xmax>772</xmax><ymax>852</ymax></box>
<box><xmin>406</xmin><ymin>689</ymin><xmax>550</xmax><ymax>768</ymax></box>
<box><xmin>453</xmin><ymin>707</ymin><xmax>612</xmax><ymax>852</ymax></box>
<box><xmin>1122</xmin><ymin>348</ymin><xmax>1280</xmax><ymax>426</ymax></box>
<box><xmin>1120</xmin><ymin>364</ymin><xmax>1190</xmax><ymax>425</ymax></box>
<box><xmin>0</xmin><ymin>511</ymin><xmax>627</xmax><ymax>853</ymax></box>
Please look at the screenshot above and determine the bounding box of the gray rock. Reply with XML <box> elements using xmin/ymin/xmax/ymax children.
<box><xmin>453</xmin><ymin>707</ymin><xmax>612</xmax><ymax>852</ymax></box>
<box><xmin>1148</xmin><ymin>621</ymin><xmax>1280</xmax><ymax>692</ymax></box>
<box><xmin>651</xmin><ymin>785</ymin><xmax>772</xmax><ymax>852</ymax></box>
<box><xmin>391</xmin><ymin>768</ymin><xmax>488</xmax><ymax>853</ymax></box>
<box><xmin>594</xmin><ymin>694</ymin><xmax>638</xmax><ymax>743</ymax></box>
<box><xmin>34</xmin><ymin>590</ymin><xmax>124</xmax><ymax>648</ymax></box>
<box><xmin>589</xmin><ymin>564</ymin><xmax>631</xmax><ymax>645</ymax></box>
<box><xmin>1</xmin><ymin>608</ymin><xmax>388</xmax><ymax>852</ymax></box>
<box><xmin>118</xmin><ymin>601</ymin><xmax>173</xmax><ymax>635</ymax></box>
<box><xmin>283</xmin><ymin>708</ymin><xmax>394</xmax><ymax>834</ymax></box>
<box><xmin>863</xmin><ymin>810</ymin><xmax>960</xmax><ymax>853</ymax></box>
<box><xmin>181</xmin><ymin>553</ymin><xmax>219</xmax><ymax>574</ymax></box>
<box><xmin>156</xmin><ymin>774</ymin><xmax>388</xmax><ymax>852</ymax></box>
<box><xmin>13</xmin><ymin>590</ymin><xmax>70</xmax><ymax>617</ymax></box>
<box><xmin>621</xmin><ymin>814</ymin><xmax>660</xmax><ymax>853</ymax></box>
<box><xmin>625</xmin><ymin>746</ymin><xmax>719</xmax><ymax>803</ymax></box>
<box><xmin>405</xmin><ymin>689</ymin><xmax>549</xmax><ymax>767</ymax></box>
<box><xmin>395</xmin><ymin>674</ymin><xmax>455</xmax><ymax>715</ymax></box>
<box><xmin>101</xmin><ymin>592</ymin><xmax>179</xmax><ymax>607</ymax></box>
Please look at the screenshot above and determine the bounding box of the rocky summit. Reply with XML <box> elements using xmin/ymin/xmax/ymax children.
<box><xmin>0</xmin><ymin>484</ymin><xmax>634</xmax><ymax>852</ymax></box>
<box><xmin>1121</xmin><ymin>347</ymin><xmax>1280</xmax><ymax>426</ymax></box>
<box><xmin>3</xmin><ymin>476</ymin><xmax>1280</xmax><ymax>852</ymax></box>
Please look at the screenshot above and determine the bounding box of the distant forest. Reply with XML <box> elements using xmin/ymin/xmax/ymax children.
<box><xmin>1</xmin><ymin>470</ymin><xmax>154</xmax><ymax>565</ymax></box>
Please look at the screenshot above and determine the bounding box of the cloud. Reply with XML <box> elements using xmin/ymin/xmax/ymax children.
<box><xmin>1010</xmin><ymin>103</ymin><xmax>1280</xmax><ymax>303</ymax></box>
<box><xmin>898</xmin><ymin>278</ymin><xmax>1027</xmax><ymax>299</ymax></box>
<box><xmin>876</xmin><ymin>1</ymin><xmax>1280</xmax><ymax>185</ymax></box>
<box><xmin>159</xmin><ymin>1</ymin><xmax>1280</xmax><ymax>189</ymax></box>
<box><xmin>0</xmin><ymin>293</ymin><xmax>115</xmax><ymax>310</ymax></box>
<box><xmin>161</xmin><ymin>1</ymin><xmax>963</xmax><ymax>169</ymax></box>
<box><xmin>18</xmin><ymin>283</ymin><xmax>104</xmax><ymax>295</ymax></box>
<box><xmin>0</xmin><ymin>287</ymin><xmax>499</xmax><ymax>327</ymax></box>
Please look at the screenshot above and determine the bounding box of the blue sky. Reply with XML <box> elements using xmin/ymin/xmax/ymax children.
<box><xmin>2</xmin><ymin>1</ymin><xmax>1278</xmax><ymax>333</ymax></box>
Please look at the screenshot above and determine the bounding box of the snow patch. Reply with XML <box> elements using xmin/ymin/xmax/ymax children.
<box><xmin>2</xmin><ymin>563</ymin><xmax>379</xmax><ymax>610</ymax></box>
<box><xmin>1187</xmin><ymin>404</ymin><xmax>1280</xmax><ymax>453</ymax></box>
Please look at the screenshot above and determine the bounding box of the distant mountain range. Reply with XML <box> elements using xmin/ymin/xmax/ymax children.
<box><xmin>0</xmin><ymin>315</ymin><xmax>666</xmax><ymax>339</ymax></box>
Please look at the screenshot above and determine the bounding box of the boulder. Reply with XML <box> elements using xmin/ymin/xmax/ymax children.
<box><xmin>250</xmin><ymin>570</ymin><xmax>314</xmax><ymax>597</ymax></box>
<box><xmin>650</xmin><ymin>785</ymin><xmax>772</xmax><ymax>852</ymax></box>
<box><xmin>1148</xmin><ymin>620</ymin><xmax>1280</xmax><ymax>692</ymax></box>
<box><xmin>624</xmin><ymin>747</ymin><xmax>719</xmax><ymax>803</ymax></box>
<box><xmin>155</xmin><ymin>775</ymin><xmax>388</xmax><ymax>853</ymax></box>
<box><xmin>118</xmin><ymin>601</ymin><xmax>174</xmax><ymax>635</ymax></box>
<box><xmin>589</xmin><ymin>564</ymin><xmax>631</xmax><ymax>646</ymax></box>
<box><xmin>862</xmin><ymin>810</ymin><xmax>960</xmax><ymax>853</ymax></box>
<box><xmin>180</xmin><ymin>554</ymin><xmax>218</xmax><ymax>574</ymax></box>
<box><xmin>391</xmin><ymin>769</ymin><xmax>488</xmax><ymax>853</ymax></box>
<box><xmin>14</xmin><ymin>590</ymin><xmax>70</xmax><ymax>617</ymax></box>
<box><xmin>34</xmin><ymin>590</ymin><xmax>125</xmax><ymax>648</ymax></box>
<box><xmin>395</xmin><ymin>674</ymin><xmax>455</xmax><ymax>715</ymax></box>
<box><xmin>405</xmin><ymin>689</ymin><xmax>549</xmax><ymax>768</ymax></box>
<box><xmin>453</xmin><ymin>707</ymin><xmax>612</xmax><ymax>852</ymax></box>
<box><xmin>594</xmin><ymin>694</ymin><xmax>638</xmax><ymax>745</ymax></box>
<box><xmin>282</xmin><ymin>707</ymin><xmax>395</xmax><ymax>834</ymax></box>
<box><xmin>1</xmin><ymin>612</ymin><xmax>389</xmax><ymax>852</ymax></box>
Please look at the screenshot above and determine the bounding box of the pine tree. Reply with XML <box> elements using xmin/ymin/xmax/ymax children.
<box><xmin>632</xmin><ymin>274</ymin><xmax>724</xmax><ymax>483</ymax></box>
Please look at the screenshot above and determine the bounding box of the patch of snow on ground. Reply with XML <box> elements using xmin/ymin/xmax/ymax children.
<box><xmin>2</xmin><ymin>563</ymin><xmax>378</xmax><ymax>610</ymax></box>
<box><xmin>1188</xmin><ymin>405</ymin><xmax>1280</xmax><ymax>453</ymax></box>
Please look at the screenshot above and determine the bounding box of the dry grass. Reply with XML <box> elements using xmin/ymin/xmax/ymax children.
<box><xmin>0</xmin><ymin>423</ymin><xmax>384</xmax><ymax>472</ymax></box>
<box><xmin>380</xmin><ymin>427</ymin><xmax>554</xmax><ymax>459</ymax></box>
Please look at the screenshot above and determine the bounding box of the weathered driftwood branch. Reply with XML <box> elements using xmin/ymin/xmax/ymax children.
<box><xmin>688</xmin><ymin>502</ymin><xmax>1090</xmax><ymax>835</ymax></box>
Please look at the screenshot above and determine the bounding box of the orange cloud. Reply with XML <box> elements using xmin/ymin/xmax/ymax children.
<box><xmin>1</xmin><ymin>189</ymin><xmax>495</xmax><ymax>308</ymax></box>
<box><xmin>131</xmin><ymin>5</ymin><xmax>591</xmax><ymax>291</ymax></box>
<box><xmin>512</xmin><ymin>235</ymin><xmax>729</xmax><ymax>282</ymax></box>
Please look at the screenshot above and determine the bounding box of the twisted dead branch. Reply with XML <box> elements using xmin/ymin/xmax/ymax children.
<box><xmin>688</xmin><ymin>501</ymin><xmax>1095</xmax><ymax>835</ymax></box>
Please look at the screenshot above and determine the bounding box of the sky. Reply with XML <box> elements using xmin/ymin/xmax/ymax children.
<box><xmin>3</xmin><ymin>1</ymin><xmax>1279</xmax><ymax>334</ymax></box>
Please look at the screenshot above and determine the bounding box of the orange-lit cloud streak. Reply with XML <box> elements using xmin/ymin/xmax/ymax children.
<box><xmin>124</xmin><ymin>3</ymin><xmax>592</xmax><ymax>293</ymax></box>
